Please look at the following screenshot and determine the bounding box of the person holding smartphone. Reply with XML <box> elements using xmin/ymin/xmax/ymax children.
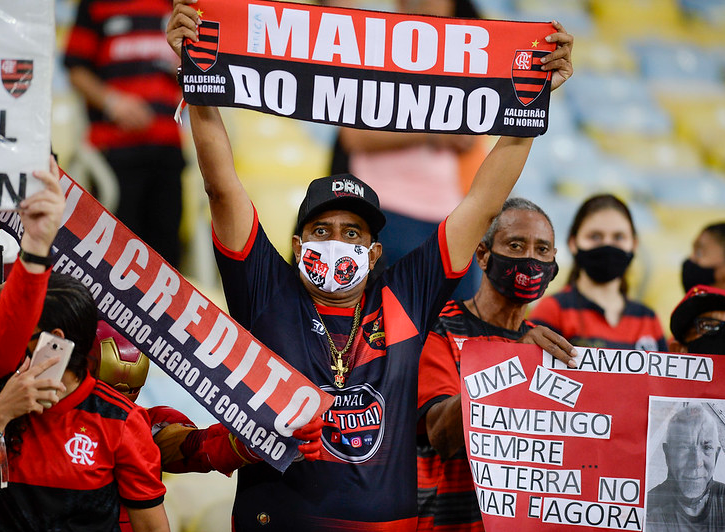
<box><xmin>0</xmin><ymin>161</ymin><xmax>171</xmax><ymax>531</ymax></box>
<box><xmin>0</xmin><ymin>274</ymin><xmax>171</xmax><ymax>532</ymax></box>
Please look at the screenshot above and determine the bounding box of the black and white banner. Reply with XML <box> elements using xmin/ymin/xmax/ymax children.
<box><xmin>0</xmin><ymin>171</ymin><xmax>334</xmax><ymax>472</ymax></box>
<box><xmin>180</xmin><ymin>0</ymin><xmax>555</xmax><ymax>136</ymax></box>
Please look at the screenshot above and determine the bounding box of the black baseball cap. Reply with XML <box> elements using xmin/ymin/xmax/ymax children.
<box><xmin>670</xmin><ymin>284</ymin><xmax>725</xmax><ymax>343</ymax></box>
<box><xmin>295</xmin><ymin>174</ymin><xmax>386</xmax><ymax>237</ymax></box>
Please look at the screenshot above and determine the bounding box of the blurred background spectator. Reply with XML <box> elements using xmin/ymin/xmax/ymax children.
<box><xmin>62</xmin><ymin>0</ymin><xmax>185</xmax><ymax>268</ymax></box>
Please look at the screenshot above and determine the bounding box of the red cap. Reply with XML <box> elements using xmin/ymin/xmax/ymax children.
<box><xmin>670</xmin><ymin>285</ymin><xmax>725</xmax><ymax>343</ymax></box>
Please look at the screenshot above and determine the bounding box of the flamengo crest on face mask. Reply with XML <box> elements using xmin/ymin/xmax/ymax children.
<box><xmin>299</xmin><ymin>240</ymin><xmax>371</xmax><ymax>292</ymax></box>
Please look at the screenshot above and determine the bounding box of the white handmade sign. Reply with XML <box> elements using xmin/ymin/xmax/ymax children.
<box><xmin>0</xmin><ymin>1</ymin><xmax>54</xmax><ymax>209</ymax></box>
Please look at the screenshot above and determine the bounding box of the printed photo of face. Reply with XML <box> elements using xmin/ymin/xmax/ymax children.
<box><xmin>663</xmin><ymin>407</ymin><xmax>721</xmax><ymax>500</ymax></box>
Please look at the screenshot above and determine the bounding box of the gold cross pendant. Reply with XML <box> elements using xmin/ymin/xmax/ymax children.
<box><xmin>331</xmin><ymin>358</ymin><xmax>348</xmax><ymax>388</ymax></box>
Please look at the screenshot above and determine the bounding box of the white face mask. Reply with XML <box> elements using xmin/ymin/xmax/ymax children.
<box><xmin>298</xmin><ymin>240</ymin><xmax>372</xmax><ymax>293</ymax></box>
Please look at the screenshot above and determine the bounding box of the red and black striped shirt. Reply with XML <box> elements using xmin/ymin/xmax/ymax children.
<box><xmin>63</xmin><ymin>0</ymin><xmax>181</xmax><ymax>150</ymax></box>
<box><xmin>528</xmin><ymin>285</ymin><xmax>667</xmax><ymax>351</ymax></box>
<box><xmin>417</xmin><ymin>300</ymin><xmax>532</xmax><ymax>532</ymax></box>
<box><xmin>0</xmin><ymin>375</ymin><xmax>165</xmax><ymax>531</ymax></box>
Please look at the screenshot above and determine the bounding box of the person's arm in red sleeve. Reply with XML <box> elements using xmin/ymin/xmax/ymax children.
<box><xmin>156</xmin><ymin>416</ymin><xmax>324</xmax><ymax>474</ymax></box>
<box><xmin>418</xmin><ymin>331</ymin><xmax>464</xmax><ymax>460</ymax></box>
<box><xmin>0</xmin><ymin>263</ymin><xmax>50</xmax><ymax>376</ymax></box>
<box><xmin>115</xmin><ymin>407</ymin><xmax>166</xmax><ymax>508</ymax></box>
<box><xmin>156</xmin><ymin>422</ymin><xmax>261</xmax><ymax>475</ymax></box>
<box><xmin>0</xmin><ymin>157</ymin><xmax>65</xmax><ymax>377</ymax></box>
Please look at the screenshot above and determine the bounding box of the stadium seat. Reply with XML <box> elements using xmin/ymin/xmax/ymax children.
<box><xmin>588</xmin><ymin>132</ymin><xmax>703</xmax><ymax>171</ymax></box>
<box><xmin>631</xmin><ymin>40</ymin><xmax>723</xmax><ymax>83</ymax></box>
<box><xmin>590</xmin><ymin>0</ymin><xmax>683</xmax><ymax>36</ymax></box>
<box><xmin>572</xmin><ymin>37</ymin><xmax>640</xmax><ymax>74</ymax></box>
<box><xmin>679</xmin><ymin>0</ymin><xmax>725</xmax><ymax>27</ymax></box>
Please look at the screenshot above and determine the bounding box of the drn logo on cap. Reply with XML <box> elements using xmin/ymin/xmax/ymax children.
<box><xmin>332</xmin><ymin>179</ymin><xmax>365</xmax><ymax>198</ymax></box>
<box><xmin>295</xmin><ymin>173</ymin><xmax>386</xmax><ymax>238</ymax></box>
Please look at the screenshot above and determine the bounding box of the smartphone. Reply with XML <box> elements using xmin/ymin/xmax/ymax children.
<box><xmin>29</xmin><ymin>332</ymin><xmax>75</xmax><ymax>406</ymax></box>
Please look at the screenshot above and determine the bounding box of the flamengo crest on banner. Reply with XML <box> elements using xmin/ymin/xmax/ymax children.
<box><xmin>180</xmin><ymin>0</ymin><xmax>554</xmax><ymax>136</ymax></box>
<box><xmin>1</xmin><ymin>60</ymin><xmax>33</xmax><ymax>99</ymax></box>
<box><xmin>187</xmin><ymin>21</ymin><xmax>219</xmax><ymax>72</ymax></box>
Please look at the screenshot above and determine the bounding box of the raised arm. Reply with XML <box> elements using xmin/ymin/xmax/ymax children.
<box><xmin>188</xmin><ymin>106</ymin><xmax>255</xmax><ymax>251</ymax></box>
<box><xmin>19</xmin><ymin>156</ymin><xmax>66</xmax><ymax>271</ymax></box>
<box><xmin>445</xmin><ymin>21</ymin><xmax>573</xmax><ymax>271</ymax></box>
<box><xmin>0</xmin><ymin>157</ymin><xmax>66</xmax><ymax>377</ymax></box>
<box><xmin>166</xmin><ymin>0</ymin><xmax>254</xmax><ymax>252</ymax></box>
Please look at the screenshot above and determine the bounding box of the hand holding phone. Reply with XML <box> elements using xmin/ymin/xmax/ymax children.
<box><xmin>29</xmin><ymin>332</ymin><xmax>75</xmax><ymax>407</ymax></box>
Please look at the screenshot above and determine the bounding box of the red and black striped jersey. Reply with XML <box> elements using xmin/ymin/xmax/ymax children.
<box><xmin>212</xmin><ymin>209</ymin><xmax>465</xmax><ymax>531</ymax></box>
<box><xmin>0</xmin><ymin>375</ymin><xmax>165</xmax><ymax>531</ymax></box>
<box><xmin>528</xmin><ymin>284</ymin><xmax>667</xmax><ymax>351</ymax></box>
<box><xmin>63</xmin><ymin>0</ymin><xmax>181</xmax><ymax>150</ymax></box>
<box><xmin>416</xmin><ymin>300</ymin><xmax>530</xmax><ymax>532</ymax></box>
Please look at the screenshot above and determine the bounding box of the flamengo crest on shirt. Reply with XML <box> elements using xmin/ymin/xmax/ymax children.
<box><xmin>180</xmin><ymin>0</ymin><xmax>554</xmax><ymax>136</ymax></box>
<box><xmin>65</xmin><ymin>432</ymin><xmax>98</xmax><ymax>465</ymax></box>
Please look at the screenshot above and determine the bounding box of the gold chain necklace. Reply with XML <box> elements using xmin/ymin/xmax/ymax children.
<box><xmin>314</xmin><ymin>302</ymin><xmax>361</xmax><ymax>389</ymax></box>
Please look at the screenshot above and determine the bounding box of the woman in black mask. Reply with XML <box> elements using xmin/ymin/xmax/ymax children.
<box><xmin>682</xmin><ymin>222</ymin><xmax>725</xmax><ymax>293</ymax></box>
<box><xmin>529</xmin><ymin>194</ymin><xmax>667</xmax><ymax>351</ymax></box>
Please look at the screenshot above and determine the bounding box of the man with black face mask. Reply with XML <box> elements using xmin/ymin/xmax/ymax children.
<box><xmin>416</xmin><ymin>198</ymin><xmax>577</xmax><ymax>532</ymax></box>
<box><xmin>669</xmin><ymin>285</ymin><xmax>725</xmax><ymax>356</ymax></box>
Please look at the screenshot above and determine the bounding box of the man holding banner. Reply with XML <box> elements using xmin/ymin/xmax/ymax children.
<box><xmin>417</xmin><ymin>197</ymin><xmax>576</xmax><ymax>531</ymax></box>
<box><xmin>167</xmin><ymin>0</ymin><xmax>573</xmax><ymax>528</ymax></box>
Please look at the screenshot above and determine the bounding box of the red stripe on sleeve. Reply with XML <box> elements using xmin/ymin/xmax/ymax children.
<box><xmin>212</xmin><ymin>206</ymin><xmax>259</xmax><ymax>261</ymax></box>
<box><xmin>418</xmin><ymin>331</ymin><xmax>459</xmax><ymax>410</ymax></box>
<box><xmin>437</xmin><ymin>219</ymin><xmax>470</xmax><ymax>279</ymax></box>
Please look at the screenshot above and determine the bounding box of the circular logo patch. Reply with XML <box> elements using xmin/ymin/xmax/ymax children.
<box><xmin>320</xmin><ymin>383</ymin><xmax>385</xmax><ymax>463</ymax></box>
<box><xmin>334</xmin><ymin>256</ymin><xmax>358</xmax><ymax>285</ymax></box>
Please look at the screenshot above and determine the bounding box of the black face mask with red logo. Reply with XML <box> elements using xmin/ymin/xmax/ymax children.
<box><xmin>485</xmin><ymin>251</ymin><xmax>559</xmax><ymax>304</ymax></box>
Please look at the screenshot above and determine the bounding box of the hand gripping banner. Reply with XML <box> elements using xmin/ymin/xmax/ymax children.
<box><xmin>0</xmin><ymin>171</ymin><xmax>334</xmax><ymax>472</ymax></box>
<box><xmin>460</xmin><ymin>341</ymin><xmax>725</xmax><ymax>531</ymax></box>
<box><xmin>180</xmin><ymin>0</ymin><xmax>555</xmax><ymax>136</ymax></box>
<box><xmin>0</xmin><ymin>1</ymin><xmax>54</xmax><ymax>209</ymax></box>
